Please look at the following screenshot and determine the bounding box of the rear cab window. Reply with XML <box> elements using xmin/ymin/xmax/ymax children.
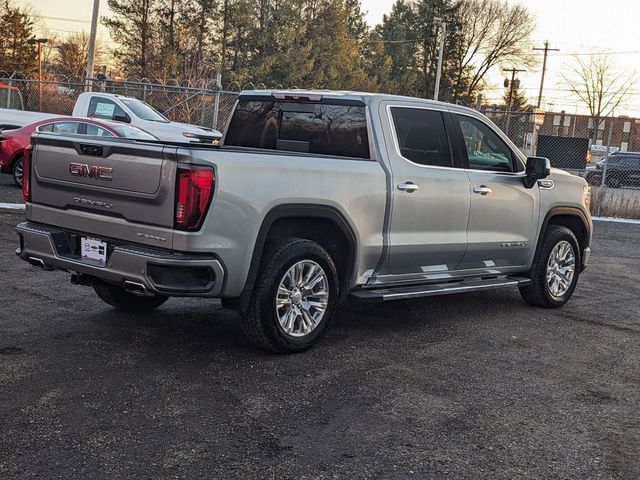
<box><xmin>224</xmin><ymin>97</ymin><xmax>370</xmax><ymax>159</ymax></box>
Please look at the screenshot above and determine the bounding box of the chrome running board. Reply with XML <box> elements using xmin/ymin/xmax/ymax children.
<box><xmin>350</xmin><ymin>276</ymin><xmax>531</xmax><ymax>303</ymax></box>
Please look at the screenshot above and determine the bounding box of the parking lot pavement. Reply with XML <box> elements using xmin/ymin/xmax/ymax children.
<box><xmin>0</xmin><ymin>173</ymin><xmax>22</xmax><ymax>205</ymax></box>
<box><xmin>0</xmin><ymin>211</ymin><xmax>638</xmax><ymax>480</ymax></box>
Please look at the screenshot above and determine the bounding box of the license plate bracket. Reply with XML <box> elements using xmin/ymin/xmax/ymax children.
<box><xmin>81</xmin><ymin>237</ymin><xmax>107</xmax><ymax>264</ymax></box>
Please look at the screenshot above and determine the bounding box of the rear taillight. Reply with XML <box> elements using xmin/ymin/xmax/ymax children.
<box><xmin>22</xmin><ymin>145</ymin><xmax>32</xmax><ymax>202</ymax></box>
<box><xmin>174</xmin><ymin>164</ymin><xmax>215</xmax><ymax>231</ymax></box>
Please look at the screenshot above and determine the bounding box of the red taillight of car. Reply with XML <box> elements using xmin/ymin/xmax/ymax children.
<box><xmin>174</xmin><ymin>164</ymin><xmax>215</xmax><ymax>231</ymax></box>
<box><xmin>22</xmin><ymin>145</ymin><xmax>32</xmax><ymax>202</ymax></box>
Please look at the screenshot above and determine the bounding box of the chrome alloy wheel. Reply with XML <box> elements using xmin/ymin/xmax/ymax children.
<box><xmin>546</xmin><ymin>240</ymin><xmax>576</xmax><ymax>298</ymax></box>
<box><xmin>275</xmin><ymin>260</ymin><xmax>329</xmax><ymax>337</ymax></box>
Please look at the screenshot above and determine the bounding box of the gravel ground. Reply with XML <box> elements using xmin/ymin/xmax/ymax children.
<box><xmin>0</xmin><ymin>212</ymin><xmax>638</xmax><ymax>480</ymax></box>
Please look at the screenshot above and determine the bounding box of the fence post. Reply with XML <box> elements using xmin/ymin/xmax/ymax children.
<box><xmin>475</xmin><ymin>93</ymin><xmax>482</xmax><ymax>111</ymax></box>
<box><xmin>601</xmin><ymin>116</ymin><xmax>614</xmax><ymax>187</ymax></box>
<box><xmin>212</xmin><ymin>71</ymin><xmax>222</xmax><ymax>130</ymax></box>
<box><xmin>6</xmin><ymin>78</ymin><xmax>11</xmax><ymax>108</ymax></box>
<box><xmin>200</xmin><ymin>89</ymin><xmax>206</xmax><ymax>126</ymax></box>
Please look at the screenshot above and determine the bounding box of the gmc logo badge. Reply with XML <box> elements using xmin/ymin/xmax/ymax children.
<box><xmin>69</xmin><ymin>163</ymin><xmax>113</xmax><ymax>181</ymax></box>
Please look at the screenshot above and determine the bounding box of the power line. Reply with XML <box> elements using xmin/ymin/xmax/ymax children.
<box><xmin>534</xmin><ymin>49</ymin><xmax>640</xmax><ymax>57</ymax></box>
<box><xmin>35</xmin><ymin>15</ymin><xmax>92</xmax><ymax>24</ymax></box>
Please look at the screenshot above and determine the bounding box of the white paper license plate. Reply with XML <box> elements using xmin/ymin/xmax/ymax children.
<box><xmin>81</xmin><ymin>237</ymin><xmax>107</xmax><ymax>263</ymax></box>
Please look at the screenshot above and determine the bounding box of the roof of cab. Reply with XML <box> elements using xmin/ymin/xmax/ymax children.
<box><xmin>237</xmin><ymin>89</ymin><xmax>479</xmax><ymax>115</ymax></box>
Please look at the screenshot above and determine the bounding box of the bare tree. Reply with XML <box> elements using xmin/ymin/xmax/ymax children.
<box><xmin>562</xmin><ymin>54</ymin><xmax>636</xmax><ymax>118</ymax></box>
<box><xmin>452</xmin><ymin>0</ymin><xmax>536</xmax><ymax>99</ymax></box>
<box><xmin>52</xmin><ymin>32</ymin><xmax>105</xmax><ymax>81</ymax></box>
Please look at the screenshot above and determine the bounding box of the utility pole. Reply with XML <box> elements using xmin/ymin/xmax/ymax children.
<box><xmin>85</xmin><ymin>0</ymin><xmax>100</xmax><ymax>92</ymax></box>
<box><xmin>503</xmin><ymin>67</ymin><xmax>525</xmax><ymax>136</ymax></box>
<box><xmin>433</xmin><ymin>18</ymin><xmax>447</xmax><ymax>101</ymax></box>
<box><xmin>503</xmin><ymin>67</ymin><xmax>525</xmax><ymax>111</ymax></box>
<box><xmin>533</xmin><ymin>41</ymin><xmax>559</xmax><ymax>108</ymax></box>
<box><xmin>28</xmin><ymin>38</ymin><xmax>48</xmax><ymax>111</ymax></box>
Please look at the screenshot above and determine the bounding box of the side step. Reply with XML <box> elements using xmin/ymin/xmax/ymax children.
<box><xmin>350</xmin><ymin>276</ymin><xmax>531</xmax><ymax>303</ymax></box>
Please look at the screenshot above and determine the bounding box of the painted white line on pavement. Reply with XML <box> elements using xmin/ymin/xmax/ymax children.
<box><xmin>593</xmin><ymin>216</ymin><xmax>640</xmax><ymax>225</ymax></box>
<box><xmin>0</xmin><ymin>203</ymin><xmax>25</xmax><ymax>210</ymax></box>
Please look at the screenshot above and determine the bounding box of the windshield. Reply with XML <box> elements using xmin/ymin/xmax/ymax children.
<box><xmin>120</xmin><ymin>98</ymin><xmax>169</xmax><ymax>123</ymax></box>
<box><xmin>112</xmin><ymin>125</ymin><xmax>157</xmax><ymax>140</ymax></box>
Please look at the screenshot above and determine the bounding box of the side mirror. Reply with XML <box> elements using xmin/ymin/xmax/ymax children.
<box><xmin>524</xmin><ymin>156</ymin><xmax>551</xmax><ymax>188</ymax></box>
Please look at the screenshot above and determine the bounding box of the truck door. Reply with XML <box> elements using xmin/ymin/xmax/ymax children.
<box><xmin>451</xmin><ymin>113</ymin><xmax>540</xmax><ymax>270</ymax></box>
<box><xmin>378</xmin><ymin>102</ymin><xmax>471</xmax><ymax>282</ymax></box>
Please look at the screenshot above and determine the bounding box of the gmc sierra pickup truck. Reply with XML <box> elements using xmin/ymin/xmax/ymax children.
<box><xmin>16</xmin><ymin>90</ymin><xmax>592</xmax><ymax>352</ymax></box>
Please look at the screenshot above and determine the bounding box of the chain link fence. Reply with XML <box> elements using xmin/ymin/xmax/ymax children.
<box><xmin>482</xmin><ymin>107</ymin><xmax>640</xmax><ymax>219</ymax></box>
<box><xmin>0</xmin><ymin>73</ymin><xmax>245</xmax><ymax>132</ymax></box>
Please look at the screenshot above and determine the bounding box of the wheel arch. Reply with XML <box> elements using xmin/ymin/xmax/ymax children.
<box><xmin>224</xmin><ymin>204</ymin><xmax>358</xmax><ymax>311</ymax></box>
<box><xmin>534</xmin><ymin>207</ymin><xmax>591</xmax><ymax>272</ymax></box>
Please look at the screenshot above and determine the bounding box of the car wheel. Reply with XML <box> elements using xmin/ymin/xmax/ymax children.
<box><xmin>242</xmin><ymin>237</ymin><xmax>339</xmax><ymax>353</ymax></box>
<box><xmin>12</xmin><ymin>156</ymin><xmax>23</xmax><ymax>188</ymax></box>
<box><xmin>93</xmin><ymin>281</ymin><xmax>168</xmax><ymax>313</ymax></box>
<box><xmin>520</xmin><ymin>225</ymin><xmax>580</xmax><ymax>308</ymax></box>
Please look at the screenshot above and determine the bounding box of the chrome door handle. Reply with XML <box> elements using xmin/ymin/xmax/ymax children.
<box><xmin>398</xmin><ymin>182</ymin><xmax>419</xmax><ymax>192</ymax></box>
<box><xmin>473</xmin><ymin>186</ymin><xmax>492</xmax><ymax>195</ymax></box>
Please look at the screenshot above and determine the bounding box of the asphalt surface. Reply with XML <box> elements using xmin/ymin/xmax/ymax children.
<box><xmin>0</xmin><ymin>212</ymin><xmax>638</xmax><ymax>479</ymax></box>
<box><xmin>0</xmin><ymin>173</ymin><xmax>22</xmax><ymax>205</ymax></box>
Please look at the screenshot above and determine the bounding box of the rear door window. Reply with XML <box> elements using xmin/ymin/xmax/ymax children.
<box><xmin>225</xmin><ymin>99</ymin><xmax>370</xmax><ymax>159</ymax></box>
<box><xmin>84</xmin><ymin>123</ymin><xmax>116</xmax><ymax>137</ymax></box>
<box><xmin>47</xmin><ymin>122</ymin><xmax>81</xmax><ymax>134</ymax></box>
<box><xmin>390</xmin><ymin>107</ymin><xmax>452</xmax><ymax>167</ymax></box>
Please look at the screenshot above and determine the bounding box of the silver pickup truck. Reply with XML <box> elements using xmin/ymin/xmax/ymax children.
<box><xmin>16</xmin><ymin>90</ymin><xmax>592</xmax><ymax>352</ymax></box>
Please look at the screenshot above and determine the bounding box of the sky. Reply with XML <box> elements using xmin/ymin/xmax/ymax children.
<box><xmin>16</xmin><ymin>0</ymin><xmax>640</xmax><ymax>115</ymax></box>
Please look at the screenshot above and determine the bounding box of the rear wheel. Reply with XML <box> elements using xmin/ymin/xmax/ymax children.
<box><xmin>242</xmin><ymin>238</ymin><xmax>339</xmax><ymax>353</ymax></box>
<box><xmin>12</xmin><ymin>156</ymin><xmax>23</xmax><ymax>188</ymax></box>
<box><xmin>93</xmin><ymin>281</ymin><xmax>168</xmax><ymax>313</ymax></box>
<box><xmin>520</xmin><ymin>225</ymin><xmax>580</xmax><ymax>308</ymax></box>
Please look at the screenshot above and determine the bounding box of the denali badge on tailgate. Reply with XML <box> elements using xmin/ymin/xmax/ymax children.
<box><xmin>69</xmin><ymin>162</ymin><xmax>113</xmax><ymax>181</ymax></box>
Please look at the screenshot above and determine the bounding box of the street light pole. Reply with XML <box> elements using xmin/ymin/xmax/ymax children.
<box><xmin>28</xmin><ymin>38</ymin><xmax>48</xmax><ymax>111</ymax></box>
<box><xmin>85</xmin><ymin>0</ymin><xmax>100</xmax><ymax>92</ymax></box>
<box><xmin>433</xmin><ymin>18</ymin><xmax>446</xmax><ymax>101</ymax></box>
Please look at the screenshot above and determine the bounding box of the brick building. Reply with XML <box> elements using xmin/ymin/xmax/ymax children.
<box><xmin>539</xmin><ymin>112</ymin><xmax>640</xmax><ymax>152</ymax></box>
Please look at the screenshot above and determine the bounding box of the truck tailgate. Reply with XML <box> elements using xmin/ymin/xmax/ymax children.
<box><xmin>28</xmin><ymin>133</ymin><xmax>178</xmax><ymax>248</ymax></box>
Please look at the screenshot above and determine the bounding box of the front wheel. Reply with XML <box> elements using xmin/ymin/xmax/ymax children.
<box><xmin>242</xmin><ymin>238</ymin><xmax>339</xmax><ymax>353</ymax></box>
<box><xmin>520</xmin><ymin>225</ymin><xmax>580</xmax><ymax>308</ymax></box>
<box><xmin>12</xmin><ymin>156</ymin><xmax>23</xmax><ymax>188</ymax></box>
<box><xmin>93</xmin><ymin>281</ymin><xmax>168</xmax><ymax>313</ymax></box>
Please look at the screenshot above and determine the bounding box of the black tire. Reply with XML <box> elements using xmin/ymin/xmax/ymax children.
<box><xmin>12</xmin><ymin>156</ymin><xmax>23</xmax><ymax>188</ymax></box>
<box><xmin>93</xmin><ymin>281</ymin><xmax>168</xmax><ymax>313</ymax></box>
<box><xmin>520</xmin><ymin>225</ymin><xmax>580</xmax><ymax>308</ymax></box>
<box><xmin>242</xmin><ymin>237</ymin><xmax>339</xmax><ymax>353</ymax></box>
